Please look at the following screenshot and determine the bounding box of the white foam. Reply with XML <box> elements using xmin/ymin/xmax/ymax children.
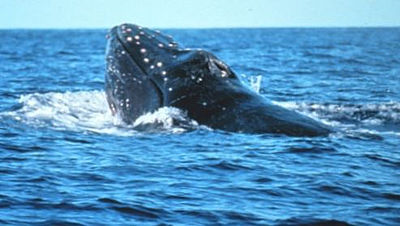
<box><xmin>273</xmin><ymin>101</ymin><xmax>400</xmax><ymax>125</ymax></box>
<box><xmin>133</xmin><ymin>107</ymin><xmax>201</xmax><ymax>133</ymax></box>
<box><xmin>273</xmin><ymin>101</ymin><xmax>400</xmax><ymax>137</ymax></box>
<box><xmin>3</xmin><ymin>90</ymin><xmax>398</xmax><ymax>137</ymax></box>
<box><xmin>4</xmin><ymin>90</ymin><xmax>126</xmax><ymax>134</ymax></box>
<box><xmin>2</xmin><ymin>91</ymin><xmax>200</xmax><ymax>136</ymax></box>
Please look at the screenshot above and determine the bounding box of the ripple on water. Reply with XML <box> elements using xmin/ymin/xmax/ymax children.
<box><xmin>286</xmin><ymin>146</ymin><xmax>337</xmax><ymax>154</ymax></box>
<box><xmin>34</xmin><ymin>220</ymin><xmax>85</xmax><ymax>226</ymax></box>
<box><xmin>98</xmin><ymin>198</ymin><xmax>165</xmax><ymax>219</ymax></box>
<box><xmin>0</xmin><ymin>142</ymin><xmax>48</xmax><ymax>153</ymax></box>
<box><xmin>382</xmin><ymin>192</ymin><xmax>400</xmax><ymax>201</ymax></box>
<box><xmin>1</xmin><ymin>28</ymin><xmax>400</xmax><ymax>225</ymax></box>
<box><xmin>276</xmin><ymin>217</ymin><xmax>352</xmax><ymax>226</ymax></box>
<box><xmin>209</xmin><ymin>160</ymin><xmax>252</xmax><ymax>171</ymax></box>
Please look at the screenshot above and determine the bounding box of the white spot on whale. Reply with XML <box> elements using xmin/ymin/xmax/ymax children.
<box><xmin>139</xmin><ymin>31</ymin><xmax>145</xmax><ymax>35</ymax></box>
<box><xmin>161</xmin><ymin>71</ymin><xmax>167</xmax><ymax>76</ymax></box>
<box><xmin>202</xmin><ymin>102</ymin><xmax>207</xmax><ymax>106</ymax></box>
<box><xmin>221</xmin><ymin>70</ymin><xmax>227</xmax><ymax>77</ymax></box>
<box><xmin>136</xmin><ymin>41</ymin><xmax>140</xmax><ymax>45</ymax></box>
<box><xmin>126</xmin><ymin>36</ymin><xmax>133</xmax><ymax>42</ymax></box>
<box><xmin>134</xmin><ymin>35</ymin><xmax>140</xmax><ymax>40</ymax></box>
<box><xmin>156</xmin><ymin>62</ymin><xmax>163</xmax><ymax>67</ymax></box>
<box><xmin>121</xmin><ymin>50</ymin><xmax>126</xmax><ymax>55</ymax></box>
<box><xmin>158</xmin><ymin>43</ymin><xmax>164</xmax><ymax>48</ymax></box>
<box><xmin>126</xmin><ymin>28</ymin><xmax>132</xmax><ymax>32</ymax></box>
<box><xmin>150</xmin><ymin>65</ymin><xmax>155</xmax><ymax>69</ymax></box>
<box><xmin>168</xmin><ymin>87</ymin><xmax>173</xmax><ymax>91</ymax></box>
<box><xmin>144</xmin><ymin>58</ymin><xmax>149</xmax><ymax>63</ymax></box>
<box><xmin>140</xmin><ymin>48</ymin><xmax>146</xmax><ymax>53</ymax></box>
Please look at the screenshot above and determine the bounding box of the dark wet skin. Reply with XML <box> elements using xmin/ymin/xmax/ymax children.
<box><xmin>105</xmin><ymin>23</ymin><xmax>332</xmax><ymax>136</ymax></box>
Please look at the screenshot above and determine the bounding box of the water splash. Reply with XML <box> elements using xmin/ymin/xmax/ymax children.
<box><xmin>240</xmin><ymin>74</ymin><xmax>263</xmax><ymax>93</ymax></box>
<box><xmin>133</xmin><ymin>107</ymin><xmax>202</xmax><ymax>133</ymax></box>
<box><xmin>2</xmin><ymin>90</ymin><xmax>399</xmax><ymax>137</ymax></box>
<box><xmin>2</xmin><ymin>91</ymin><xmax>200</xmax><ymax>135</ymax></box>
<box><xmin>274</xmin><ymin>101</ymin><xmax>400</xmax><ymax>137</ymax></box>
<box><xmin>249</xmin><ymin>75</ymin><xmax>262</xmax><ymax>94</ymax></box>
<box><xmin>274</xmin><ymin>101</ymin><xmax>400</xmax><ymax>125</ymax></box>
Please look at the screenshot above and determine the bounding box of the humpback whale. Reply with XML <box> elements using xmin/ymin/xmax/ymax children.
<box><xmin>105</xmin><ymin>24</ymin><xmax>331</xmax><ymax>136</ymax></box>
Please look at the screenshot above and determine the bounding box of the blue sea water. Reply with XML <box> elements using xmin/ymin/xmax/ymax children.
<box><xmin>0</xmin><ymin>27</ymin><xmax>399</xmax><ymax>225</ymax></box>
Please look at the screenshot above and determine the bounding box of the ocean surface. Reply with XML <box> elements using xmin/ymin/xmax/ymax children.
<box><xmin>0</xmin><ymin>27</ymin><xmax>399</xmax><ymax>225</ymax></box>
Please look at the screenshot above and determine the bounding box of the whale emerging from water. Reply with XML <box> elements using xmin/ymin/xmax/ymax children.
<box><xmin>105</xmin><ymin>24</ymin><xmax>331</xmax><ymax>136</ymax></box>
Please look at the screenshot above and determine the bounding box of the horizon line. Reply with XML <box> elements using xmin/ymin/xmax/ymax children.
<box><xmin>1</xmin><ymin>25</ymin><xmax>400</xmax><ymax>30</ymax></box>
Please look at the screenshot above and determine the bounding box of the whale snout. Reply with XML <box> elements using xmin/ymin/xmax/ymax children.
<box><xmin>108</xmin><ymin>24</ymin><xmax>180</xmax><ymax>76</ymax></box>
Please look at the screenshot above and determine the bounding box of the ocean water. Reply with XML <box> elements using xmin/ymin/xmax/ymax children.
<box><xmin>0</xmin><ymin>28</ymin><xmax>399</xmax><ymax>225</ymax></box>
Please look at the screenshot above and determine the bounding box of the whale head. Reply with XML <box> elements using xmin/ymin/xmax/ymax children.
<box><xmin>105</xmin><ymin>23</ymin><xmax>240</xmax><ymax>123</ymax></box>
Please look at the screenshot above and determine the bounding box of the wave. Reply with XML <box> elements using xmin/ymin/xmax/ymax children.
<box><xmin>1</xmin><ymin>91</ymin><xmax>201</xmax><ymax>135</ymax></box>
<box><xmin>274</xmin><ymin>101</ymin><xmax>400</xmax><ymax>138</ymax></box>
<box><xmin>2</xmin><ymin>89</ymin><xmax>399</xmax><ymax>137</ymax></box>
<box><xmin>133</xmin><ymin>107</ymin><xmax>202</xmax><ymax>133</ymax></box>
<box><xmin>0</xmin><ymin>75</ymin><xmax>263</xmax><ymax>136</ymax></box>
<box><xmin>274</xmin><ymin>101</ymin><xmax>400</xmax><ymax>126</ymax></box>
<box><xmin>276</xmin><ymin>217</ymin><xmax>352</xmax><ymax>226</ymax></box>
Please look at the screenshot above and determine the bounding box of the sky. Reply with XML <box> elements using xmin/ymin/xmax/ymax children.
<box><xmin>1</xmin><ymin>0</ymin><xmax>399</xmax><ymax>29</ymax></box>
